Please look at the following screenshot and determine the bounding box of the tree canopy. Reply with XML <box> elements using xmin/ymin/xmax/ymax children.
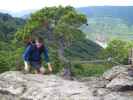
<box><xmin>16</xmin><ymin>6</ymin><xmax>87</xmax><ymax>47</ymax></box>
<box><xmin>15</xmin><ymin>6</ymin><xmax>88</xmax><ymax>74</ymax></box>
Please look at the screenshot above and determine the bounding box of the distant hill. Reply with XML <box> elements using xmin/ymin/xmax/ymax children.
<box><xmin>11</xmin><ymin>10</ymin><xmax>36</xmax><ymax>18</ymax></box>
<box><xmin>77</xmin><ymin>6</ymin><xmax>133</xmax><ymax>44</ymax></box>
<box><xmin>0</xmin><ymin>9</ymin><xmax>35</xmax><ymax>18</ymax></box>
<box><xmin>77</xmin><ymin>6</ymin><xmax>133</xmax><ymax>25</ymax></box>
<box><xmin>65</xmin><ymin>39</ymin><xmax>102</xmax><ymax>60</ymax></box>
<box><xmin>0</xmin><ymin>13</ymin><xmax>25</xmax><ymax>41</ymax></box>
<box><xmin>81</xmin><ymin>17</ymin><xmax>133</xmax><ymax>39</ymax></box>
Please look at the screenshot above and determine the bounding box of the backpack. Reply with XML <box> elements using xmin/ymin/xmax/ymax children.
<box><xmin>27</xmin><ymin>43</ymin><xmax>45</xmax><ymax>61</ymax></box>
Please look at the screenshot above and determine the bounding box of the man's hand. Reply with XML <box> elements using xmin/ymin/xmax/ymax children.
<box><xmin>24</xmin><ymin>61</ymin><xmax>30</xmax><ymax>73</ymax></box>
<box><xmin>47</xmin><ymin>62</ymin><xmax>53</xmax><ymax>73</ymax></box>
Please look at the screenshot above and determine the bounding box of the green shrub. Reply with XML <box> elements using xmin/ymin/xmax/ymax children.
<box><xmin>71</xmin><ymin>63</ymin><xmax>112</xmax><ymax>77</ymax></box>
<box><xmin>100</xmin><ymin>39</ymin><xmax>133</xmax><ymax>65</ymax></box>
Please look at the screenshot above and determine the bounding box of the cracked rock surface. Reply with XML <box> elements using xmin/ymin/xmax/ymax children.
<box><xmin>0</xmin><ymin>65</ymin><xmax>133</xmax><ymax>100</ymax></box>
<box><xmin>0</xmin><ymin>71</ymin><xmax>92</xmax><ymax>100</ymax></box>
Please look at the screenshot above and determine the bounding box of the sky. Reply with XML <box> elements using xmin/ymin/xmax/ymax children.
<box><xmin>0</xmin><ymin>0</ymin><xmax>133</xmax><ymax>12</ymax></box>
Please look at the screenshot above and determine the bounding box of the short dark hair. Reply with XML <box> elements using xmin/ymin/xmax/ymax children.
<box><xmin>35</xmin><ymin>36</ymin><xmax>44</xmax><ymax>43</ymax></box>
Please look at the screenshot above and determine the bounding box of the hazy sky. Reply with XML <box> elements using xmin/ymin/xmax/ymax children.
<box><xmin>0</xmin><ymin>0</ymin><xmax>133</xmax><ymax>12</ymax></box>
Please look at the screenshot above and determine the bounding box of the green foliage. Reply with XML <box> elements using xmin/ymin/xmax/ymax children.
<box><xmin>71</xmin><ymin>63</ymin><xmax>112</xmax><ymax>77</ymax></box>
<box><xmin>16</xmin><ymin>6</ymin><xmax>87</xmax><ymax>45</ymax></box>
<box><xmin>15</xmin><ymin>6</ymin><xmax>88</xmax><ymax>74</ymax></box>
<box><xmin>0</xmin><ymin>13</ymin><xmax>25</xmax><ymax>41</ymax></box>
<box><xmin>65</xmin><ymin>39</ymin><xmax>102</xmax><ymax>60</ymax></box>
<box><xmin>0</xmin><ymin>8</ymin><xmax>102</xmax><ymax>76</ymax></box>
<box><xmin>49</xmin><ymin>50</ymin><xmax>63</xmax><ymax>74</ymax></box>
<box><xmin>0</xmin><ymin>41</ymin><xmax>24</xmax><ymax>72</ymax></box>
<box><xmin>0</xmin><ymin>13</ymin><xmax>25</xmax><ymax>73</ymax></box>
<box><xmin>100</xmin><ymin>39</ymin><xmax>133</xmax><ymax>64</ymax></box>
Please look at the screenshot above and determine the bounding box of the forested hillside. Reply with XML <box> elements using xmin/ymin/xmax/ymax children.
<box><xmin>0</xmin><ymin>13</ymin><xmax>25</xmax><ymax>41</ymax></box>
<box><xmin>0</xmin><ymin>13</ymin><xmax>25</xmax><ymax>72</ymax></box>
<box><xmin>65</xmin><ymin>39</ymin><xmax>102</xmax><ymax>60</ymax></box>
<box><xmin>77</xmin><ymin>6</ymin><xmax>133</xmax><ymax>44</ymax></box>
<box><xmin>81</xmin><ymin>17</ymin><xmax>133</xmax><ymax>41</ymax></box>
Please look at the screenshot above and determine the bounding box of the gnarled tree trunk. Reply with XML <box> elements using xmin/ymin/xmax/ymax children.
<box><xmin>58</xmin><ymin>37</ymin><xmax>73</xmax><ymax>80</ymax></box>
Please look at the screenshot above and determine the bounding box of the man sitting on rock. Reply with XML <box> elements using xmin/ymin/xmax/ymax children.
<box><xmin>23</xmin><ymin>36</ymin><xmax>52</xmax><ymax>74</ymax></box>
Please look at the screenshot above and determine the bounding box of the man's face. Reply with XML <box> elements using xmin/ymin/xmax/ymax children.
<box><xmin>35</xmin><ymin>40</ymin><xmax>43</xmax><ymax>48</ymax></box>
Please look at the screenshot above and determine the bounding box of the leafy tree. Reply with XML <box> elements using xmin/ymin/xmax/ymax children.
<box><xmin>16</xmin><ymin>6</ymin><xmax>87</xmax><ymax>74</ymax></box>
<box><xmin>100</xmin><ymin>39</ymin><xmax>133</xmax><ymax>64</ymax></box>
<box><xmin>0</xmin><ymin>40</ymin><xmax>24</xmax><ymax>72</ymax></box>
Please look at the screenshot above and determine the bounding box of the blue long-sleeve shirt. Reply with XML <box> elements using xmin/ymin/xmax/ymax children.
<box><xmin>23</xmin><ymin>44</ymin><xmax>49</xmax><ymax>63</ymax></box>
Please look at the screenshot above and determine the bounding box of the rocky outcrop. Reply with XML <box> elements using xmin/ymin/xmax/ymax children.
<box><xmin>0</xmin><ymin>71</ymin><xmax>92</xmax><ymax>100</ymax></box>
<box><xmin>103</xmin><ymin>65</ymin><xmax>131</xmax><ymax>80</ymax></box>
<box><xmin>102</xmin><ymin>65</ymin><xmax>133</xmax><ymax>91</ymax></box>
<box><xmin>0</xmin><ymin>65</ymin><xmax>133</xmax><ymax>100</ymax></box>
<box><xmin>83</xmin><ymin>65</ymin><xmax>133</xmax><ymax>100</ymax></box>
<box><xmin>106</xmin><ymin>72</ymin><xmax>133</xmax><ymax>91</ymax></box>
